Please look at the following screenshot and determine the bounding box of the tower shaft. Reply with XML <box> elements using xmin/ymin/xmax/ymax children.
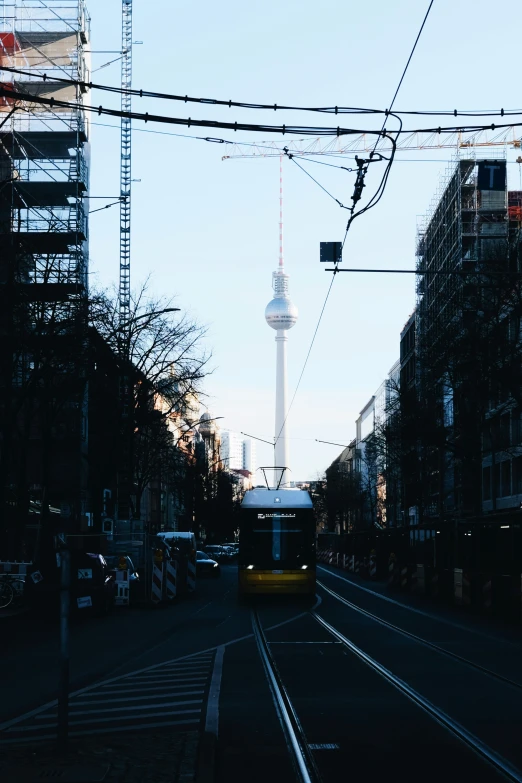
<box><xmin>274</xmin><ymin>330</ymin><xmax>288</xmax><ymax>483</ymax></box>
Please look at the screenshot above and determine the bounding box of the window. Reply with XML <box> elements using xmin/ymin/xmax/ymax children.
<box><xmin>482</xmin><ymin>466</ymin><xmax>491</xmax><ymax>501</ymax></box>
<box><xmin>501</xmin><ymin>460</ymin><xmax>512</xmax><ymax>498</ymax></box>
<box><xmin>513</xmin><ymin>457</ymin><xmax>522</xmax><ymax>495</ymax></box>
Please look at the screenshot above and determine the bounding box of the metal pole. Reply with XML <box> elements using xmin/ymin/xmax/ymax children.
<box><xmin>58</xmin><ymin>548</ymin><xmax>70</xmax><ymax>746</ymax></box>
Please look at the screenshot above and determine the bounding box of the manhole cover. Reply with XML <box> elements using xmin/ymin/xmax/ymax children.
<box><xmin>3</xmin><ymin>764</ymin><xmax>109</xmax><ymax>782</ymax></box>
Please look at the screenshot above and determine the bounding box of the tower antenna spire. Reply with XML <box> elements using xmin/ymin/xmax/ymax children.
<box><xmin>265</xmin><ymin>157</ymin><xmax>298</xmax><ymax>487</ymax></box>
<box><xmin>279</xmin><ymin>155</ymin><xmax>284</xmax><ymax>269</ymax></box>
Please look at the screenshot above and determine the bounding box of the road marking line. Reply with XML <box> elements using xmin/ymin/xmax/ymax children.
<box><xmin>121</xmin><ymin>666</ymin><xmax>210</xmax><ymax>676</ymax></box>
<box><xmin>112</xmin><ymin>673</ymin><xmax>208</xmax><ymax>683</ymax></box>
<box><xmin>309</xmin><ymin>743</ymin><xmax>340</xmax><ymax>750</ymax></box>
<box><xmin>205</xmin><ymin>646</ymin><xmax>225</xmax><ymax>737</ymax></box>
<box><xmin>9</xmin><ymin>708</ymin><xmax>202</xmax><ymax>731</ymax></box>
<box><xmin>269</xmin><ymin>641</ymin><xmax>342</xmax><ymax>645</ymax></box>
<box><xmin>0</xmin><ymin>615</ymin><xmax>307</xmax><ymax>732</ymax></box>
<box><xmin>63</xmin><ymin>691</ymin><xmax>205</xmax><ymax>706</ymax></box>
<box><xmin>81</xmin><ymin>685</ymin><xmax>206</xmax><ymax>696</ymax></box>
<box><xmin>0</xmin><ymin>719</ymin><xmax>201</xmax><ymax>745</ymax></box>
<box><xmin>97</xmin><ymin>681</ymin><xmax>207</xmax><ymax>693</ymax></box>
<box><xmin>36</xmin><ymin>699</ymin><xmax>203</xmax><ymax>719</ymax></box>
<box><xmin>194</xmin><ymin>602</ymin><xmax>212</xmax><ymax>614</ymax></box>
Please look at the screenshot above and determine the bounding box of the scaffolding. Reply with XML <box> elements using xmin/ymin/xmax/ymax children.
<box><xmin>415</xmin><ymin>151</ymin><xmax>511</xmax><ymax>519</ymax></box>
<box><xmin>416</xmin><ymin>150</ymin><xmax>509</xmax><ymax>364</ymax></box>
<box><xmin>0</xmin><ymin>1</ymin><xmax>91</xmax><ymax>540</ymax></box>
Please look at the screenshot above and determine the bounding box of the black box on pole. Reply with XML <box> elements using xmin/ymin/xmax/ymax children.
<box><xmin>320</xmin><ymin>242</ymin><xmax>342</xmax><ymax>264</ymax></box>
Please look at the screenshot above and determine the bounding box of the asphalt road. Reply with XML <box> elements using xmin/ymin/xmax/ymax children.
<box><xmin>2</xmin><ymin>564</ymin><xmax>522</xmax><ymax>782</ymax></box>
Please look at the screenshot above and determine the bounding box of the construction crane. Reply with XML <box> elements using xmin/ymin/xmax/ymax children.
<box><xmin>119</xmin><ymin>0</ymin><xmax>132</xmax><ymax>337</ymax></box>
<box><xmin>117</xmin><ymin>0</ymin><xmax>133</xmax><ymax>525</ymax></box>
<box><xmin>222</xmin><ymin>127</ymin><xmax>522</xmax><ymax>160</ymax></box>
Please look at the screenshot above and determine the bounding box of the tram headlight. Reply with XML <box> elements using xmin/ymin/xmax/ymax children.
<box><xmin>247</xmin><ymin>565</ymin><xmax>254</xmax><ymax>570</ymax></box>
<box><xmin>301</xmin><ymin>565</ymin><xmax>308</xmax><ymax>570</ymax></box>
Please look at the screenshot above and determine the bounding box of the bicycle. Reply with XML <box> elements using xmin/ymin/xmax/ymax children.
<box><xmin>0</xmin><ymin>573</ymin><xmax>25</xmax><ymax>610</ymax></box>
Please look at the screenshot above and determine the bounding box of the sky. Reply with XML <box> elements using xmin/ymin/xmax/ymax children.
<box><xmin>85</xmin><ymin>0</ymin><xmax>522</xmax><ymax>480</ymax></box>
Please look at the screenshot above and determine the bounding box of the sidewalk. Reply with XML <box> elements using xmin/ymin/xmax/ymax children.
<box><xmin>0</xmin><ymin>728</ymin><xmax>202</xmax><ymax>783</ymax></box>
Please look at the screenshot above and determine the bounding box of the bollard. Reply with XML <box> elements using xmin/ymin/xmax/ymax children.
<box><xmin>388</xmin><ymin>554</ymin><xmax>396</xmax><ymax>587</ymax></box>
<box><xmin>400</xmin><ymin>565</ymin><xmax>408</xmax><ymax>589</ymax></box>
<box><xmin>349</xmin><ymin>555</ymin><xmax>355</xmax><ymax>573</ymax></box>
<box><xmin>454</xmin><ymin>568</ymin><xmax>463</xmax><ymax>605</ymax></box>
<box><xmin>430</xmin><ymin>570</ymin><xmax>439</xmax><ymax>598</ymax></box>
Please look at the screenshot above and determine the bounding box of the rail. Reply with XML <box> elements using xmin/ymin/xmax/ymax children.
<box><xmin>310</xmin><ymin>610</ymin><xmax>522</xmax><ymax>783</ymax></box>
<box><xmin>251</xmin><ymin>609</ymin><xmax>321</xmax><ymax>783</ymax></box>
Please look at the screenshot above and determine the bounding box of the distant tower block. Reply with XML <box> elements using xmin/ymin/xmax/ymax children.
<box><xmin>265</xmin><ymin>156</ymin><xmax>298</xmax><ymax>485</ymax></box>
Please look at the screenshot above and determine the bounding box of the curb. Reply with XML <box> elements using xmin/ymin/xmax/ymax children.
<box><xmin>196</xmin><ymin>732</ymin><xmax>216</xmax><ymax>783</ymax></box>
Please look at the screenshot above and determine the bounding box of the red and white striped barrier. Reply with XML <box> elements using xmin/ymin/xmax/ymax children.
<box><xmin>151</xmin><ymin>563</ymin><xmax>163</xmax><ymax>604</ymax></box>
<box><xmin>165</xmin><ymin>560</ymin><xmax>177</xmax><ymax>600</ymax></box>
<box><xmin>187</xmin><ymin>557</ymin><xmax>196</xmax><ymax>592</ymax></box>
<box><xmin>0</xmin><ymin>561</ymin><xmax>31</xmax><ymax>576</ymax></box>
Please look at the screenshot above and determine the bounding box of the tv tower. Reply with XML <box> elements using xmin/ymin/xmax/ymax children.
<box><xmin>265</xmin><ymin>157</ymin><xmax>298</xmax><ymax>484</ymax></box>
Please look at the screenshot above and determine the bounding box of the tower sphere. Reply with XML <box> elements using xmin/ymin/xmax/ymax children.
<box><xmin>265</xmin><ymin>297</ymin><xmax>298</xmax><ymax>331</ymax></box>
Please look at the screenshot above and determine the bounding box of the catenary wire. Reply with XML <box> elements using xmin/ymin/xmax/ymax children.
<box><xmin>1</xmin><ymin>85</ymin><xmax>522</xmax><ymax>138</ymax></box>
<box><xmin>1</xmin><ymin>63</ymin><xmax>521</xmax><ymax>119</ymax></box>
<box><xmin>274</xmin><ymin>0</ymin><xmax>436</xmax><ymax>451</ymax></box>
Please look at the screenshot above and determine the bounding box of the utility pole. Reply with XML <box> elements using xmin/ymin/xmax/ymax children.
<box><xmin>57</xmin><ymin>546</ymin><xmax>70</xmax><ymax>747</ymax></box>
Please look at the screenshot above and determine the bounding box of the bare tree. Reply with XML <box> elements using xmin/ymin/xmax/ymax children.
<box><xmin>89</xmin><ymin>280</ymin><xmax>211</xmax><ymax>524</ymax></box>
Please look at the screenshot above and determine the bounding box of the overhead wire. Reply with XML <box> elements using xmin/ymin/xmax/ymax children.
<box><xmin>0</xmin><ymin>63</ymin><xmax>521</xmax><ymax>119</ymax></box>
<box><xmin>1</xmin><ymin>84</ymin><xmax>522</xmax><ymax>139</ymax></box>
<box><xmin>273</xmin><ymin>0</ymin><xmax>436</xmax><ymax>454</ymax></box>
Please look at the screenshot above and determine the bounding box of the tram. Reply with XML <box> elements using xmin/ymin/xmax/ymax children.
<box><xmin>238</xmin><ymin>485</ymin><xmax>315</xmax><ymax>596</ymax></box>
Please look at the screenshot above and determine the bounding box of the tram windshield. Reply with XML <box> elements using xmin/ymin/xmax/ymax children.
<box><xmin>239</xmin><ymin>509</ymin><xmax>315</xmax><ymax>568</ymax></box>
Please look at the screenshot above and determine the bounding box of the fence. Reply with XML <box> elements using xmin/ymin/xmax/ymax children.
<box><xmin>317</xmin><ymin>530</ymin><xmax>522</xmax><ymax>624</ymax></box>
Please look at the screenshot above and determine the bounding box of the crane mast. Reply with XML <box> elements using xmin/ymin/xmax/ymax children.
<box><xmin>119</xmin><ymin>0</ymin><xmax>132</xmax><ymax>341</ymax></box>
<box><xmin>117</xmin><ymin>0</ymin><xmax>133</xmax><ymax>525</ymax></box>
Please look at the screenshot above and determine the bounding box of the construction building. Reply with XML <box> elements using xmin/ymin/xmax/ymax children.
<box><xmin>0</xmin><ymin>1</ymin><xmax>91</xmax><ymax>557</ymax></box>
<box><xmin>415</xmin><ymin>154</ymin><xmax>522</xmax><ymax>527</ymax></box>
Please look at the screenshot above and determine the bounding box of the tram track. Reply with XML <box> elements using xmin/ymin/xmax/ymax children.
<box><xmin>251</xmin><ymin>609</ymin><xmax>322</xmax><ymax>783</ymax></box>
<box><xmin>252</xmin><ymin>600</ymin><xmax>522</xmax><ymax>783</ymax></box>
<box><xmin>317</xmin><ymin>579</ymin><xmax>522</xmax><ymax>691</ymax></box>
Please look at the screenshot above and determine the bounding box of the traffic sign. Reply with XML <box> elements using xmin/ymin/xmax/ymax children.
<box><xmin>320</xmin><ymin>242</ymin><xmax>342</xmax><ymax>264</ymax></box>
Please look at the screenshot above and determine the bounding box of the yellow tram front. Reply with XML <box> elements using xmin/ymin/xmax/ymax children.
<box><xmin>238</xmin><ymin>487</ymin><xmax>315</xmax><ymax>596</ymax></box>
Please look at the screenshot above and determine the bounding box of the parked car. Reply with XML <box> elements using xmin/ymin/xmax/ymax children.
<box><xmin>196</xmin><ymin>551</ymin><xmax>221</xmax><ymax>577</ymax></box>
<box><xmin>25</xmin><ymin>551</ymin><xmax>116</xmax><ymax>620</ymax></box>
<box><xmin>204</xmin><ymin>545</ymin><xmax>227</xmax><ymax>563</ymax></box>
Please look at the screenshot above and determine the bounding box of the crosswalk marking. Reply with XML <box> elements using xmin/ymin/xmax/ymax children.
<box><xmin>92</xmin><ymin>683</ymin><xmax>206</xmax><ymax>695</ymax></box>
<box><xmin>1</xmin><ymin>651</ymin><xmax>215</xmax><ymax>744</ymax></box>
<box><xmin>36</xmin><ymin>699</ymin><xmax>203</xmax><ymax>718</ymax></box>
<box><xmin>70</xmin><ymin>690</ymin><xmax>205</xmax><ymax>705</ymax></box>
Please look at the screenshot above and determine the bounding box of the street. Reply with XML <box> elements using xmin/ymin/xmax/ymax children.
<box><xmin>2</xmin><ymin>566</ymin><xmax>522</xmax><ymax>782</ymax></box>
